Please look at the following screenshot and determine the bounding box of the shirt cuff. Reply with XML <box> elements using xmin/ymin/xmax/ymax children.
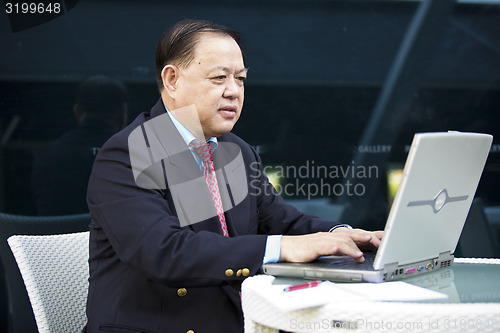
<box><xmin>328</xmin><ymin>224</ymin><xmax>353</xmax><ymax>232</ymax></box>
<box><xmin>263</xmin><ymin>235</ymin><xmax>282</xmax><ymax>264</ymax></box>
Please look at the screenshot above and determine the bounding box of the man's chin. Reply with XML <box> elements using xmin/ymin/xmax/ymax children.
<box><xmin>210</xmin><ymin>126</ymin><xmax>235</xmax><ymax>138</ymax></box>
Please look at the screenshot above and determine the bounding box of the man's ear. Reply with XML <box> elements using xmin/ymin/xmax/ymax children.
<box><xmin>161</xmin><ymin>65</ymin><xmax>180</xmax><ymax>99</ymax></box>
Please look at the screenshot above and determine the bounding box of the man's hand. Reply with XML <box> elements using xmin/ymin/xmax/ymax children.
<box><xmin>280</xmin><ymin>228</ymin><xmax>383</xmax><ymax>263</ymax></box>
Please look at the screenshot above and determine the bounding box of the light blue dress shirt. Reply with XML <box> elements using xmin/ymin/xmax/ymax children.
<box><xmin>164</xmin><ymin>106</ymin><xmax>281</xmax><ymax>264</ymax></box>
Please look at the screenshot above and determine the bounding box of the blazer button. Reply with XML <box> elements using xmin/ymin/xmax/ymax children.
<box><xmin>225</xmin><ymin>269</ymin><xmax>234</xmax><ymax>277</ymax></box>
<box><xmin>242</xmin><ymin>268</ymin><xmax>250</xmax><ymax>277</ymax></box>
<box><xmin>177</xmin><ymin>288</ymin><xmax>187</xmax><ymax>297</ymax></box>
<box><xmin>187</xmin><ymin>330</ymin><xmax>194</xmax><ymax>333</ymax></box>
<box><xmin>236</xmin><ymin>269</ymin><xmax>242</xmax><ymax>277</ymax></box>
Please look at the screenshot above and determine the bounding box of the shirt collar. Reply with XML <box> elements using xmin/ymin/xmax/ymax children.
<box><xmin>164</xmin><ymin>105</ymin><xmax>218</xmax><ymax>150</ymax></box>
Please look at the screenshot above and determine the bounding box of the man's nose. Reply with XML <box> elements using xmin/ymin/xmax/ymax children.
<box><xmin>223</xmin><ymin>77</ymin><xmax>241</xmax><ymax>98</ymax></box>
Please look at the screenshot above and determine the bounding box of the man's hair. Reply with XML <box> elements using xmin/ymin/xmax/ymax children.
<box><xmin>155</xmin><ymin>19</ymin><xmax>243</xmax><ymax>90</ymax></box>
<box><xmin>76</xmin><ymin>75</ymin><xmax>128</xmax><ymax>116</ymax></box>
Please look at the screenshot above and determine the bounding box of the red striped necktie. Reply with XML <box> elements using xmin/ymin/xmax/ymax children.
<box><xmin>189</xmin><ymin>141</ymin><xmax>229</xmax><ymax>237</ymax></box>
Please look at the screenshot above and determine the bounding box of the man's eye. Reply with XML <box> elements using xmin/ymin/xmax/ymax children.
<box><xmin>237</xmin><ymin>76</ymin><xmax>246</xmax><ymax>82</ymax></box>
<box><xmin>213</xmin><ymin>76</ymin><xmax>226</xmax><ymax>80</ymax></box>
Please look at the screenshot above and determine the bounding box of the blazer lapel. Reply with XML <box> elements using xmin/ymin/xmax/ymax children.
<box><xmin>145</xmin><ymin>100</ymin><xmax>224</xmax><ymax>235</ymax></box>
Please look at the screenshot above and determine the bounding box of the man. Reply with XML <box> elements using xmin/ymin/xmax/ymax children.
<box><xmin>85</xmin><ymin>20</ymin><xmax>382</xmax><ymax>333</ymax></box>
<box><xmin>31</xmin><ymin>75</ymin><xmax>128</xmax><ymax>215</ymax></box>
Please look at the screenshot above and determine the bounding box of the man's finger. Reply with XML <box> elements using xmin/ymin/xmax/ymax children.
<box><xmin>330</xmin><ymin>239</ymin><xmax>365</xmax><ymax>263</ymax></box>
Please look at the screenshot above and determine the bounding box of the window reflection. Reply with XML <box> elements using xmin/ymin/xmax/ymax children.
<box><xmin>30</xmin><ymin>76</ymin><xmax>128</xmax><ymax>215</ymax></box>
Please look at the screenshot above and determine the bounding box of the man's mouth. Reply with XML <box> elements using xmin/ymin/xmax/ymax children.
<box><xmin>218</xmin><ymin>106</ymin><xmax>237</xmax><ymax>118</ymax></box>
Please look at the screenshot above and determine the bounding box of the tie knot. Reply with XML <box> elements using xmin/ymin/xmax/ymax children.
<box><xmin>190</xmin><ymin>141</ymin><xmax>212</xmax><ymax>163</ymax></box>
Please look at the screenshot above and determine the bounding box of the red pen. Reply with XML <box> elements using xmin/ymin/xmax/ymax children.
<box><xmin>283</xmin><ymin>280</ymin><xmax>321</xmax><ymax>292</ymax></box>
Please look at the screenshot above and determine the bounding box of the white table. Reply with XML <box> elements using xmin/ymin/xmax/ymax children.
<box><xmin>242</xmin><ymin>258</ymin><xmax>500</xmax><ymax>333</ymax></box>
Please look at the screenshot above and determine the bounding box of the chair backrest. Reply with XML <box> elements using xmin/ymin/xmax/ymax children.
<box><xmin>0</xmin><ymin>213</ymin><xmax>90</xmax><ymax>333</ymax></box>
<box><xmin>8</xmin><ymin>232</ymin><xmax>89</xmax><ymax>333</ymax></box>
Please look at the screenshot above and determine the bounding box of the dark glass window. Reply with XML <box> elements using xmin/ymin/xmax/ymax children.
<box><xmin>1</xmin><ymin>0</ymin><xmax>499</xmax><ymax>240</ymax></box>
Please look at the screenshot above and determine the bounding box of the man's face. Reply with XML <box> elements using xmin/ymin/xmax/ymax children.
<box><xmin>174</xmin><ymin>33</ymin><xmax>247</xmax><ymax>140</ymax></box>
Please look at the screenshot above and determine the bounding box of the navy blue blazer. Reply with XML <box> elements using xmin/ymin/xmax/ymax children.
<box><xmin>85</xmin><ymin>99</ymin><xmax>336</xmax><ymax>333</ymax></box>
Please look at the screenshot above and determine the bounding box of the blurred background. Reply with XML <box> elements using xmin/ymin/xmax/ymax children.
<box><xmin>1</xmin><ymin>0</ymin><xmax>499</xmax><ymax>244</ymax></box>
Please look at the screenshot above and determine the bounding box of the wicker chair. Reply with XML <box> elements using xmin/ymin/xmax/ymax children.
<box><xmin>8</xmin><ymin>232</ymin><xmax>89</xmax><ymax>333</ymax></box>
<box><xmin>0</xmin><ymin>213</ymin><xmax>90</xmax><ymax>333</ymax></box>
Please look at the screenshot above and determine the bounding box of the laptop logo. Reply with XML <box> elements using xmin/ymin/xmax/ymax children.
<box><xmin>407</xmin><ymin>189</ymin><xmax>468</xmax><ymax>214</ymax></box>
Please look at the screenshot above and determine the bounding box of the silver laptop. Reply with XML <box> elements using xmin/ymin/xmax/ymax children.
<box><xmin>263</xmin><ymin>131</ymin><xmax>493</xmax><ymax>283</ymax></box>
